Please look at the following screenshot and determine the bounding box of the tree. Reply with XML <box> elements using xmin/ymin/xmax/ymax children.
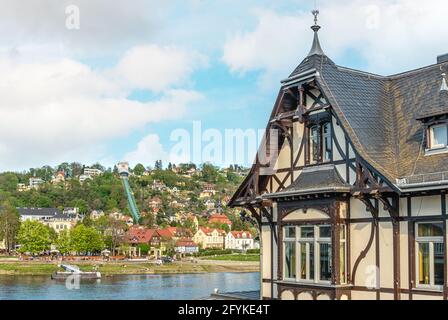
<box><xmin>55</xmin><ymin>230</ymin><xmax>72</xmax><ymax>255</ymax></box>
<box><xmin>0</xmin><ymin>202</ymin><xmax>20</xmax><ymax>253</ymax></box>
<box><xmin>154</xmin><ymin>160</ymin><xmax>163</xmax><ymax>170</ymax></box>
<box><xmin>70</xmin><ymin>162</ymin><xmax>84</xmax><ymax>177</ymax></box>
<box><xmin>17</xmin><ymin>221</ymin><xmax>52</xmax><ymax>255</ymax></box>
<box><xmin>140</xmin><ymin>213</ymin><xmax>155</xmax><ymax>228</ymax></box>
<box><xmin>133</xmin><ymin>164</ymin><xmax>146</xmax><ymax>176</ymax></box>
<box><xmin>70</xmin><ymin>224</ymin><xmax>104</xmax><ymax>255</ymax></box>
<box><xmin>103</xmin><ymin>217</ymin><xmax>127</xmax><ymax>256</ymax></box>
<box><xmin>70</xmin><ymin>199</ymin><xmax>88</xmax><ymax>214</ymax></box>
<box><xmin>201</xmin><ymin>163</ymin><xmax>219</xmax><ymax>183</ymax></box>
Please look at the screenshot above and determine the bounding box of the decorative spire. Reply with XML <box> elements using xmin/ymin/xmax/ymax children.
<box><xmin>307</xmin><ymin>10</ymin><xmax>324</xmax><ymax>57</ymax></box>
<box><xmin>441</xmin><ymin>73</ymin><xmax>448</xmax><ymax>92</ymax></box>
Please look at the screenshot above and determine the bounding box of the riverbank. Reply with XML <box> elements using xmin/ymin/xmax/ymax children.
<box><xmin>0</xmin><ymin>259</ymin><xmax>260</xmax><ymax>276</ymax></box>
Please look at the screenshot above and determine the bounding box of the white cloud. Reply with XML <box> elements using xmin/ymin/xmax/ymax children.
<box><xmin>0</xmin><ymin>0</ymin><xmax>169</xmax><ymax>57</ymax></box>
<box><xmin>124</xmin><ymin>134</ymin><xmax>169</xmax><ymax>168</ymax></box>
<box><xmin>0</xmin><ymin>45</ymin><xmax>203</xmax><ymax>171</ymax></box>
<box><xmin>223</xmin><ymin>0</ymin><xmax>448</xmax><ymax>85</ymax></box>
<box><xmin>115</xmin><ymin>44</ymin><xmax>207</xmax><ymax>92</ymax></box>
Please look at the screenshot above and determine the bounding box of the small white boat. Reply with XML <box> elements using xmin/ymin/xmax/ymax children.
<box><xmin>51</xmin><ymin>264</ymin><xmax>101</xmax><ymax>280</ymax></box>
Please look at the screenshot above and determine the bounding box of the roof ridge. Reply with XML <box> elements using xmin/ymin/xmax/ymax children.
<box><xmin>335</xmin><ymin>61</ymin><xmax>448</xmax><ymax>80</ymax></box>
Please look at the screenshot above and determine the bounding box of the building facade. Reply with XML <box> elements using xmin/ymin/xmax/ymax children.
<box><xmin>175</xmin><ymin>239</ymin><xmax>199</xmax><ymax>254</ymax></box>
<box><xmin>225</xmin><ymin>231</ymin><xmax>255</xmax><ymax>250</ymax></box>
<box><xmin>230</xmin><ymin>13</ymin><xmax>448</xmax><ymax>300</ymax></box>
<box><xmin>193</xmin><ymin>227</ymin><xmax>226</xmax><ymax>249</ymax></box>
<box><xmin>18</xmin><ymin>207</ymin><xmax>79</xmax><ymax>233</ymax></box>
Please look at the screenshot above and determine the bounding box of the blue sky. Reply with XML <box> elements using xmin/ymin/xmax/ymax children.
<box><xmin>0</xmin><ymin>0</ymin><xmax>447</xmax><ymax>171</ymax></box>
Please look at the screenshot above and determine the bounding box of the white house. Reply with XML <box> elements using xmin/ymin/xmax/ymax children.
<box><xmin>17</xmin><ymin>207</ymin><xmax>79</xmax><ymax>233</ymax></box>
<box><xmin>29</xmin><ymin>177</ymin><xmax>44</xmax><ymax>189</ymax></box>
<box><xmin>83</xmin><ymin>167</ymin><xmax>103</xmax><ymax>177</ymax></box>
<box><xmin>225</xmin><ymin>231</ymin><xmax>255</xmax><ymax>250</ymax></box>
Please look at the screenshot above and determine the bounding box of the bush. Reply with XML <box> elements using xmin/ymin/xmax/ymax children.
<box><xmin>195</xmin><ymin>249</ymin><xmax>237</xmax><ymax>257</ymax></box>
<box><xmin>137</xmin><ymin>244</ymin><xmax>150</xmax><ymax>255</ymax></box>
<box><xmin>246</xmin><ymin>249</ymin><xmax>260</xmax><ymax>254</ymax></box>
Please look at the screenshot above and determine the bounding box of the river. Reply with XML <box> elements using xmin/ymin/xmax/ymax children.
<box><xmin>0</xmin><ymin>272</ymin><xmax>260</xmax><ymax>300</ymax></box>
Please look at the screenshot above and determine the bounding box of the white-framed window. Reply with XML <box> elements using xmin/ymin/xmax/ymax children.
<box><xmin>298</xmin><ymin>226</ymin><xmax>315</xmax><ymax>282</ymax></box>
<box><xmin>308</xmin><ymin>122</ymin><xmax>332</xmax><ymax>164</ymax></box>
<box><xmin>283</xmin><ymin>226</ymin><xmax>296</xmax><ymax>280</ymax></box>
<box><xmin>283</xmin><ymin>225</ymin><xmax>343</xmax><ymax>285</ymax></box>
<box><xmin>415</xmin><ymin>222</ymin><xmax>445</xmax><ymax>291</ymax></box>
<box><xmin>323</xmin><ymin>122</ymin><xmax>332</xmax><ymax>162</ymax></box>
<box><xmin>428</xmin><ymin>124</ymin><xmax>448</xmax><ymax>150</ymax></box>
<box><xmin>310</xmin><ymin>125</ymin><xmax>319</xmax><ymax>164</ymax></box>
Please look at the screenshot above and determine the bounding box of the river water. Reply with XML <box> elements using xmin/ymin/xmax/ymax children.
<box><xmin>0</xmin><ymin>272</ymin><xmax>260</xmax><ymax>300</ymax></box>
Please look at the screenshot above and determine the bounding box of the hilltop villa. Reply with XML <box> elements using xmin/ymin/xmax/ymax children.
<box><xmin>230</xmin><ymin>12</ymin><xmax>448</xmax><ymax>300</ymax></box>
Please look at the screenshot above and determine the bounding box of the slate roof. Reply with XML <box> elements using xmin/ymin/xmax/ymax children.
<box><xmin>230</xmin><ymin>24</ymin><xmax>448</xmax><ymax>206</ymax></box>
<box><xmin>286</xmin><ymin>48</ymin><xmax>448</xmax><ymax>186</ymax></box>
<box><xmin>264</xmin><ymin>165</ymin><xmax>351</xmax><ymax>198</ymax></box>
<box><xmin>17</xmin><ymin>207</ymin><xmax>71</xmax><ymax>219</ymax></box>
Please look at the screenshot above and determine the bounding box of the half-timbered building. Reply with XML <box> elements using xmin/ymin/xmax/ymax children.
<box><xmin>229</xmin><ymin>12</ymin><xmax>448</xmax><ymax>300</ymax></box>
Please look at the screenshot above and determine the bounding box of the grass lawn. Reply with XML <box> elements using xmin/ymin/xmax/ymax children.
<box><xmin>0</xmin><ymin>263</ymin><xmax>60</xmax><ymax>275</ymax></box>
<box><xmin>202</xmin><ymin>254</ymin><xmax>260</xmax><ymax>262</ymax></box>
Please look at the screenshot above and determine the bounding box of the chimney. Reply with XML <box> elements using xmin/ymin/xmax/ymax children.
<box><xmin>437</xmin><ymin>53</ymin><xmax>448</xmax><ymax>64</ymax></box>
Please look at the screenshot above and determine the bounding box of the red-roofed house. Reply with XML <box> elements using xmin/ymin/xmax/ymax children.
<box><xmin>125</xmin><ymin>226</ymin><xmax>162</xmax><ymax>247</ymax></box>
<box><xmin>193</xmin><ymin>227</ymin><xmax>226</xmax><ymax>249</ymax></box>
<box><xmin>208</xmin><ymin>214</ymin><xmax>232</xmax><ymax>229</ymax></box>
<box><xmin>225</xmin><ymin>231</ymin><xmax>255</xmax><ymax>250</ymax></box>
<box><xmin>175</xmin><ymin>238</ymin><xmax>199</xmax><ymax>254</ymax></box>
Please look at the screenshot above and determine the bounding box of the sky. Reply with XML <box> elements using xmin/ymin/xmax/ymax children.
<box><xmin>1</xmin><ymin>0</ymin><xmax>448</xmax><ymax>172</ymax></box>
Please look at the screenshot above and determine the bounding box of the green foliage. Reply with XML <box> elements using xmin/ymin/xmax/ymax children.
<box><xmin>133</xmin><ymin>164</ymin><xmax>146</xmax><ymax>176</ymax></box>
<box><xmin>70</xmin><ymin>224</ymin><xmax>104</xmax><ymax>255</ymax></box>
<box><xmin>17</xmin><ymin>221</ymin><xmax>52</xmax><ymax>255</ymax></box>
<box><xmin>201</xmin><ymin>163</ymin><xmax>220</xmax><ymax>183</ymax></box>
<box><xmin>195</xmin><ymin>249</ymin><xmax>235</xmax><ymax>257</ymax></box>
<box><xmin>137</xmin><ymin>243</ymin><xmax>150</xmax><ymax>255</ymax></box>
<box><xmin>55</xmin><ymin>230</ymin><xmax>72</xmax><ymax>255</ymax></box>
<box><xmin>0</xmin><ymin>201</ymin><xmax>20</xmax><ymax>252</ymax></box>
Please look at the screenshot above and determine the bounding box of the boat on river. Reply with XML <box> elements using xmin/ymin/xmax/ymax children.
<box><xmin>51</xmin><ymin>264</ymin><xmax>101</xmax><ymax>280</ymax></box>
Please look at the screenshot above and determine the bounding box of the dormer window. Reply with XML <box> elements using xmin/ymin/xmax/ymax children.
<box><xmin>427</xmin><ymin>123</ymin><xmax>448</xmax><ymax>153</ymax></box>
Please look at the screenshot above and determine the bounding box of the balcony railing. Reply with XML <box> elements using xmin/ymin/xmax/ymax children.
<box><xmin>396</xmin><ymin>171</ymin><xmax>448</xmax><ymax>186</ymax></box>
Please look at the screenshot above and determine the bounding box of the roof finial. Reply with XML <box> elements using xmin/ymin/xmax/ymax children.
<box><xmin>441</xmin><ymin>73</ymin><xmax>448</xmax><ymax>92</ymax></box>
<box><xmin>312</xmin><ymin>9</ymin><xmax>319</xmax><ymax>26</ymax></box>
<box><xmin>307</xmin><ymin>9</ymin><xmax>324</xmax><ymax>57</ymax></box>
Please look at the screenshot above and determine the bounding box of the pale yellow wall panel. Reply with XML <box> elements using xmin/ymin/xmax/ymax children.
<box><xmin>349</xmin><ymin>144</ymin><xmax>356</xmax><ymax>159</ymax></box>
<box><xmin>413</xmin><ymin>294</ymin><xmax>444</xmax><ymax>300</ymax></box>
<box><xmin>292</xmin><ymin>122</ymin><xmax>305</xmax><ymax>167</ymax></box>
<box><xmin>380</xmin><ymin>293</ymin><xmax>394</xmax><ymax>300</ymax></box>
<box><xmin>351</xmin><ymin>291</ymin><xmax>377</xmax><ymax>300</ymax></box>
<box><xmin>283</xmin><ymin>208</ymin><xmax>330</xmax><ymax>221</ymax></box>
<box><xmin>275</xmin><ymin>143</ymin><xmax>291</xmax><ymax>171</ymax></box>
<box><xmin>350</xmin><ymin>198</ymin><xmax>371</xmax><ymax>219</ymax></box>
<box><xmin>332</xmin><ymin>117</ymin><xmax>346</xmax><ymax>161</ymax></box>
<box><xmin>400</xmin><ymin>221</ymin><xmax>409</xmax><ymax>290</ymax></box>
<box><xmin>261</xmin><ymin>226</ymin><xmax>272</xmax><ymax>280</ymax></box>
<box><xmin>379</xmin><ymin>222</ymin><xmax>394</xmax><ymax>288</ymax></box>
<box><xmin>411</xmin><ymin>196</ymin><xmax>442</xmax><ymax>216</ymax></box>
<box><xmin>399</xmin><ymin>198</ymin><xmax>408</xmax><ymax>217</ymax></box>
<box><xmin>262</xmin><ymin>283</ymin><xmax>271</xmax><ymax>299</ymax></box>
<box><xmin>350</xmin><ymin>222</ymin><xmax>376</xmax><ymax>286</ymax></box>
<box><xmin>336</xmin><ymin>164</ymin><xmax>347</xmax><ymax>183</ymax></box>
<box><xmin>349</xmin><ymin>167</ymin><xmax>356</xmax><ymax>185</ymax></box>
